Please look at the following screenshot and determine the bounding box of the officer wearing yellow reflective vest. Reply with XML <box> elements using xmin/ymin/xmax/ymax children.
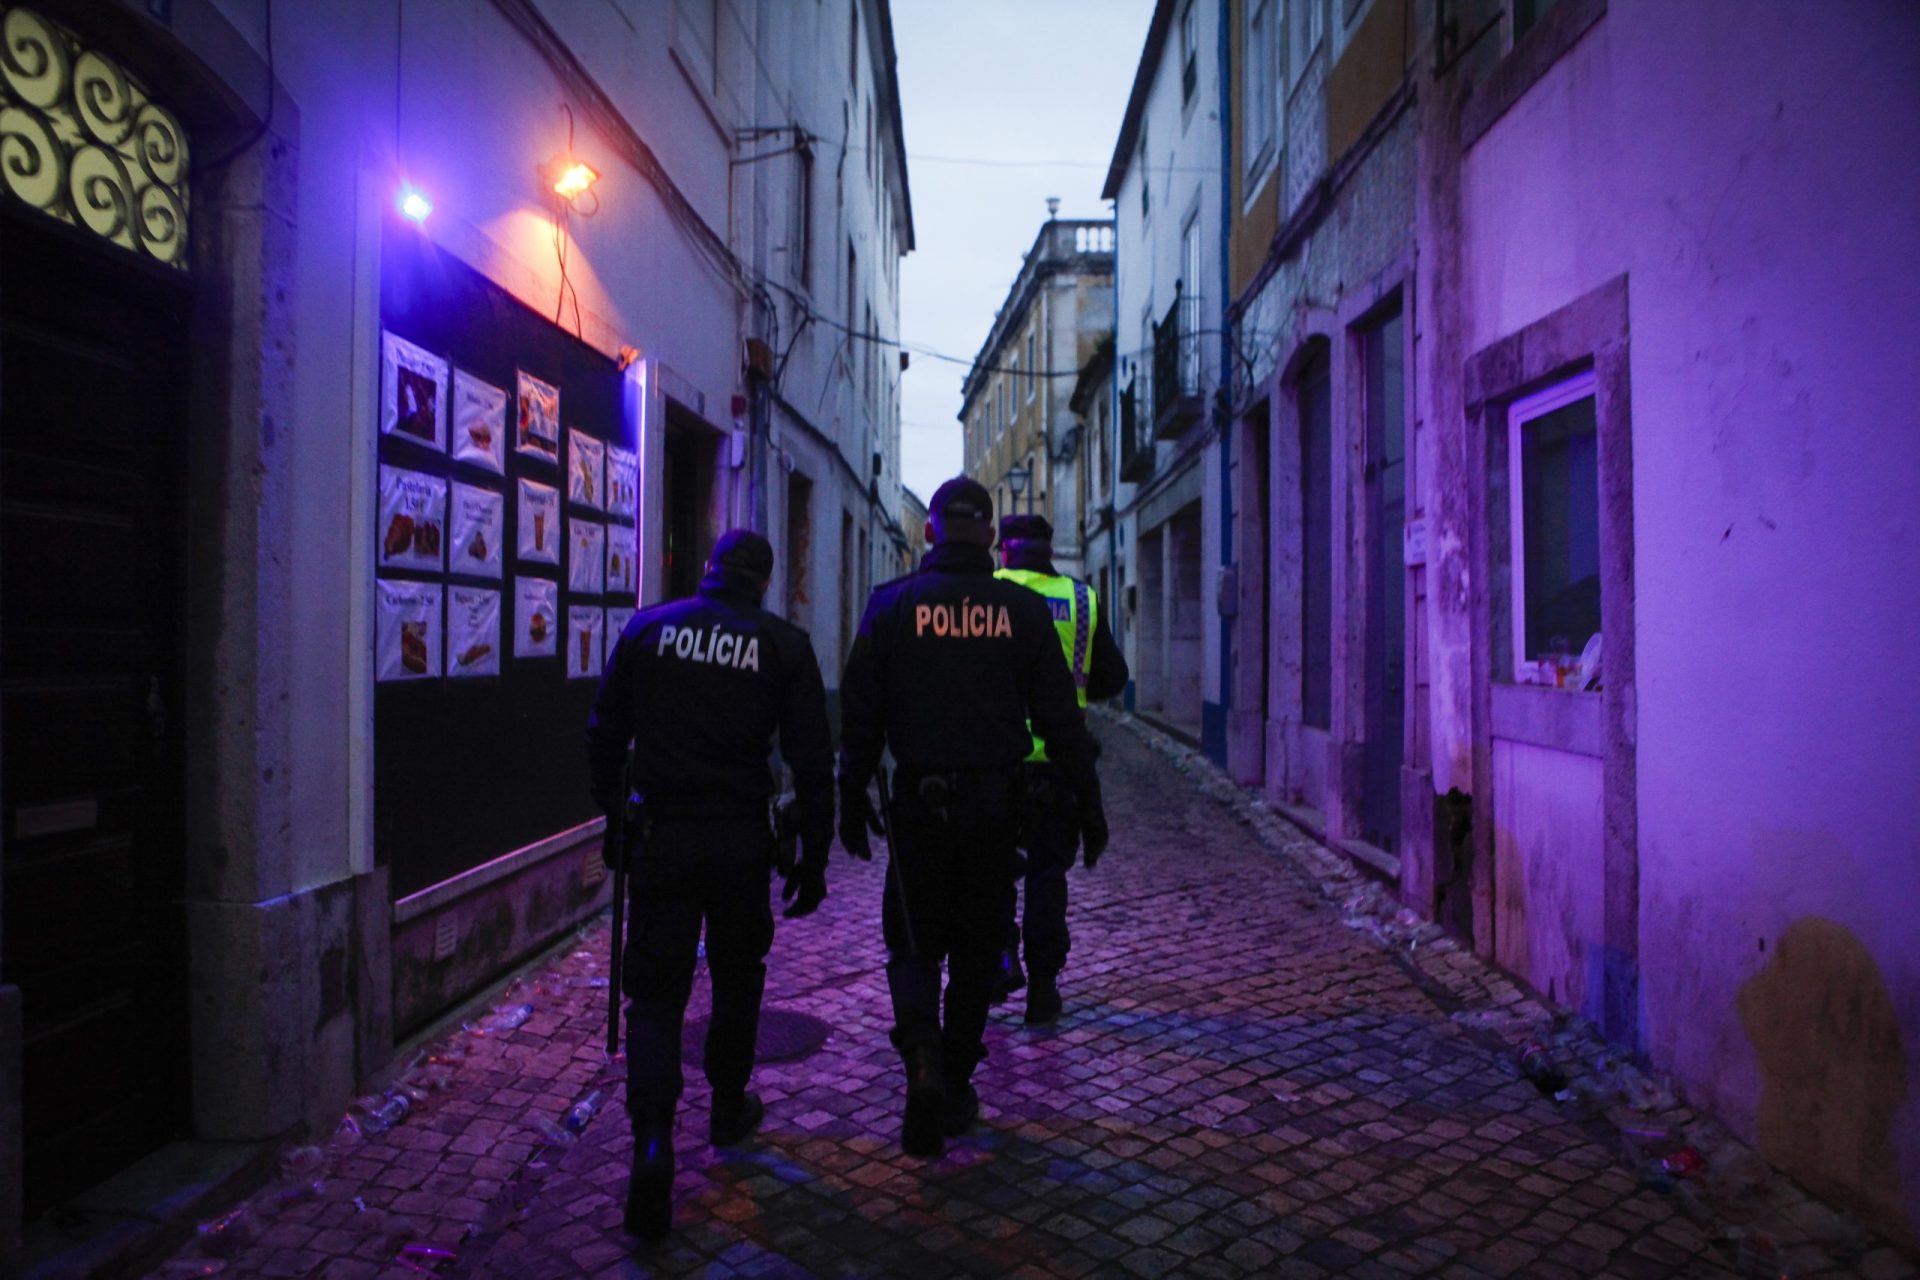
<box><xmin>992</xmin><ymin>513</ymin><xmax>1129</xmax><ymax>1024</ymax></box>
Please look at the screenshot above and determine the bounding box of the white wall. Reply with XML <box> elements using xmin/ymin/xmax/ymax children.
<box><xmin>1454</xmin><ymin>0</ymin><xmax>1920</xmax><ymax>1239</ymax></box>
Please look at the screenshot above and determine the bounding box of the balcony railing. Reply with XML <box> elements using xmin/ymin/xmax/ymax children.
<box><xmin>1119</xmin><ymin>378</ymin><xmax>1154</xmax><ymax>484</ymax></box>
<box><xmin>1151</xmin><ymin>284</ymin><xmax>1204</xmax><ymax>439</ymax></box>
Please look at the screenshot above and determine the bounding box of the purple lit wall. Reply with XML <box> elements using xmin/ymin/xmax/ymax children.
<box><xmin>1445</xmin><ymin>0</ymin><xmax>1920</xmax><ymax>1243</ymax></box>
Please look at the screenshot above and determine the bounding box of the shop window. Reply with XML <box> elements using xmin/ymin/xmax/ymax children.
<box><xmin>1508</xmin><ymin>371</ymin><xmax>1599</xmax><ymax>682</ymax></box>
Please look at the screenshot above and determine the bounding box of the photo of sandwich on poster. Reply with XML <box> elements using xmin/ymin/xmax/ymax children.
<box><xmin>452</xmin><ymin>370</ymin><xmax>507</xmax><ymax>475</ymax></box>
<box><xmin>447</xmin><ymin>585</ymin><xmax>501</xmax><ymax>678</ymax></box>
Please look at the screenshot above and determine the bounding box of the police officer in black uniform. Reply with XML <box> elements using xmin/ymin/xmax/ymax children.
<box><xmin>587</xmin><ymin>529</ymin><xmax>833</xmax><ymax>1241</ymax></box>
<box><xmin>993</xmin><ymin>513</ymin><xmax>1129</xmax><ymax>1024</ymax></box>
<box><xmin>838</xmin><ymin>478</ymin><xmax>1107</xmax><ymax>1158</ymax></box>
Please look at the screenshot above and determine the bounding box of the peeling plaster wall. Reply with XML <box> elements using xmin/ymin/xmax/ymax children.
<box><xmin>1449</xmin><ymin>0</ymin><xmax>1920</xmax><ymax>1243</ymax></box>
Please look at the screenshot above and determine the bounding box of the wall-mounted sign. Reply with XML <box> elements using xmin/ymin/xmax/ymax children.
<box><xmin>1403</xmin><ymin>516</ymin><xmax>1429</xmax><ymax>567</ymax></box>
<box><xmin>449</xmin><ymin>481</ymin><xmax>504</xmax><ymax>579</ymax></box>
<box><xmin>376</xmin><ymin>579</ymin><xmax>442</xmax><ymax>681</ymax></box>
<box><xmin>568</xmin><ymin>430</ymin><xmax>605</xmax><ymax>510</ymax></box>
<box><xmin>568</xmin><ymin>519</ymin><xmax>605</xmax><ymax>595</ymax></box>
<box><xmin>452</xmin><ymin>370</ymin><xmax>507</xmax><ymax>475</ymax></box>
<box><xmin>605</xmin><ymin>521</ymin><xmax>636</xmax><ymax>597</ymax></box>
<box><xmin>447</xmin><ymin>586</ymin><xmax>501</xmax><ymax>678</ymax></box>
<box><xmin>381</xmin><ymin>332</ymin><xmax>448</xmax><ymax>452</ymax></box>
<box><xmin>378</xmin><ymin>465</ymin><xmax>447</xmax><ymax>571</ymax></box>
<box><xmin>606</xmin><ymin>444</ymin><xmax>638</xmax><ymax>518</ymax></box>
<box><xmin>514</xmin><ymin>576</ymin><xmax>558</xmax><ymax>658</ymax></box>
<box><xmin>568</xmin><ymin>605</ymin><xmax>604</xmax><ymax>680</ymax></box>
<box><xmin>515</xmin><ymin>370</ymin><xmax>560</xmax><ymax>463</ymax></box>
<box><xmin>517</xmin><ymin>478</ymin><xmax>560</xmax><ymax>565</ymax></box>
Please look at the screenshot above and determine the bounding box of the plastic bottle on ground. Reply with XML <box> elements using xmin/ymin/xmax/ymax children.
<box><xmin>478</xmin><ymin>1003</ymin><xmax>534</xmax><ymax>1035</ymax></box>
<box><xmin>563</xmin><ymin>1089</ymin><xmax>604</xmax><ymax>1134</ymax></box>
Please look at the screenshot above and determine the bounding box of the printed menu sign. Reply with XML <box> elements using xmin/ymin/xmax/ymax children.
<box><xmin>605</xmin><ymin>521</ymin><xmax>636</xmax><ymax>597</ymax></box>
<box><xmin>378</xmin><ymin>465</ymin><xmax>448</xmax><ymax>571</ymax></box>
<box><xmin>606</xmin><ymin>444</ymin><xmax>638</xmax><ymax>518</ymax></box>
<box><xmin>447</xmin><ymin>586</ymin><xmax>501</xmax><ymax>678</ymax></box>
<box><xmin>376</xmin><ymin>579</ymin><xmax>442</xmax><ymax>681</ymax></box>
<box><xmin>568</xmin><ymin>519</ymin><xmax>606</xmax><ymax>595</ymax></box>
<box><xmin>449</xmin><ymin>482</ymin><xmax>504</xmax><ymax>579</ymax></box>
<box><xmin>568</xmin><ymin>605</ymin><xmax>604</xmax><ymax>680</ymax></box>
<box><xmin>568</xmin><ymin>431</ymin><xmax>605</xmax><ymax>510</ymax></box>
<box><xmin>514</xmin><ymin>576</ymin><xmax>558</xmax><ymax>658</ymax></box>
<box><xmin>515</xmin><ymin>370</ymin><xmax>560</xmax><ymax>463</ymax></box>
<box><xmin>381</xmin><ymin>332</ymin><xmax>448</xmax><ymax>452</ymax></box>
<box><xmin>451</xmin><ymin>371</ymin><xmax>507</xmax><ymax>475</ymax></box>
<box><xmin>517</xmin><ymin>478</ymin><xmax>560</xmax><ymax>565</ymax></box>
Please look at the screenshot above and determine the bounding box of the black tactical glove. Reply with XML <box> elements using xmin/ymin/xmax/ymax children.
<box><xmin>1078</xmin><ymin>783</ymin><xmax>1110</xmax><ymax>870</ymax></box>
<box><xmin>838</xmin><ymin>783</ymin><xmax>882</xmax><ymax>861</ymax></box>
<box><xmin>781</xmin><ymin>844</ymin><xmax>828</xmax><ymax>918</ymax></box>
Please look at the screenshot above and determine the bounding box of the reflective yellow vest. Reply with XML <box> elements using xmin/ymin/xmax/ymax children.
<box><xmin>995</xmin><ymin>567</ymin><xmax>1095</xmax><ymax>763</ymax></box>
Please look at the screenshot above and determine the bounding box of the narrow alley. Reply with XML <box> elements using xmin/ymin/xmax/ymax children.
<box><xmin>129</xmin><ymin>718</ymin><xmax>1906</xmax><ymax>1280</ymax></box>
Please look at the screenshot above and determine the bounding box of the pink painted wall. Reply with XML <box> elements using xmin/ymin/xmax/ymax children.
<box><xmin>1454</xmin><ymin>0</ymin><xmax>1920</xmax><ymax>1241</ymax></box>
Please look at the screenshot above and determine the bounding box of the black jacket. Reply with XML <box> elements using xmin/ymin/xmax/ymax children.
<box><xmin>839</xmin><ymin>541</ymin><xmax>1097</xmax><ymax>796</ymax></box>
<box><xmin>998</xmin><ymin>545</ymin><xmax>1130</xmax><ymax>704</ymax></box>
<box><xmin>587</xmin><ymin>568</ymin><xmax>833</xmax><ymax>847</ymax></box>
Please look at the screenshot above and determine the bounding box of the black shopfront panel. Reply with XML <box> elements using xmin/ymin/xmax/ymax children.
<box><xmin>375</xmin><ymin>222</ymin><xmax>632</xmax><ymax>899</ymax></box>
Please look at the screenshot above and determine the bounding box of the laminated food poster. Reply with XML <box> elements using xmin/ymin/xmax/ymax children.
<box><xmin>517</xmin><ymin>478</ymin><xmax>560</xmax><ymax>565</ymax></box>
<box><xmin>605</xmin><ymin>444</ymin><xmax>638</xmax><ymax>518</ymax></box>
<box><xmin>604</xmin><ymin>521</ymin><xmax>636</xmax><ymax>598</ymax></box>
<box><xmin>568</xmin><ymin>431</ymin><xmax>605</xmax><ymax>511</ymax></box>
<box><xmin>376</xmin><ymin>579</ymin><xmax>442</xmax><ymax>681</ymax></box>
<box><xmin>515</xmin><ymin>369</ymin><xmax>560</xmax><ymax>463</ymax></box>
<box><xmin>451</xmin><ymin>370</ymin><xmax>507</xmax><ymax>475</ymax></box>
<box><xmin>381</xmin><ymin>331</ymin><xmax>448</xmax><ymax>452</ymax></box>
<box><xmin>378</xmin><ymin>465</ymin><xmax>448</xmax><ymax>572</ymax></box>
<box><xmin>514</xmin><ymin>576</ymin><xmax>558</xmax><ymax>658</ymax></box>
<box><xmin>448</xmin><ymin>481</ymin><xmax>504</xmax><ymax>579</ymax></box>
<box><xmin>568</xmin><ymin>604</ymin><xmax>604</xmax><ymax>680</ymax></box>
<box><xmin>446</xmin><ymin>585</ymin><xmax>501</xmax><ymax>678</ymax></box>
<box><xmin>569</xmin><ymin>519</ymin><xmax>606</xmax><ymax>595</ymax></box>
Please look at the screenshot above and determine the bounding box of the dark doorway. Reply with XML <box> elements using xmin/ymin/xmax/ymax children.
<box><xmin>1</xmin><ymin>211</ymin><xmax>193</xmax><ymax>1214</ymax></box>
<box><xmin>784</xmin><ymin>470</ymin><xmax>813</xmax><ymax>629</ymax></box>
<box><xmin>663</xmin><ymin>406</ymin><xmax>718</xmax><ymax>601</ymax></box>
<box><xmin>1362</xmin><ymin>305</ymin><xmax>1406</xmax><ymax>851</ymax></box>
<box><xmin>1251</xmin><ymin>401</ymin><xmax>1272</xmax><ymax>725</ymax></box>
<box><xmin>1298</xmin><ymin>350</ymin><xmax>1333</xmax><ymax>731</ymax></box>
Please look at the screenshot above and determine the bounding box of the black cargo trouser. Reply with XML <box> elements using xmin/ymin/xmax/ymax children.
<box><xmin>883</xmin><ymin>769</ymin><xmax>1020</xmax><ymax>1087</ymax></box>
<box><xmin>1016</xmin><ymin>762</ymin><xmax>1080</xmax><ymax>979</ymax></box>
<box><xmin>623</xmin><ymin>814</ymin><xmax>773</xmax><ymax>1123</ymax></box>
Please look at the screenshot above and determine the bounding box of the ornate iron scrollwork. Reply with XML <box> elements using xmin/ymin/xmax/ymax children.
<box><xmin>0</xmin><ymin>4</ymin><xmax>189</xmax><ymax>268</ymax></box>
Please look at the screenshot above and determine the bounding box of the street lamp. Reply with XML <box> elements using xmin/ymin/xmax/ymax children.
<box><xmin>1006</xmin><ymin>463</ymin><xmax>1030</xmax><ymax>518</ymax></box>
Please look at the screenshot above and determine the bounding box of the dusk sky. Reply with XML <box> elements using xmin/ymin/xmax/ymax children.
<box><xmin>890</xmin><ymin>0</ymin><xmax>1157</xmax><ymax>504</ymax></box>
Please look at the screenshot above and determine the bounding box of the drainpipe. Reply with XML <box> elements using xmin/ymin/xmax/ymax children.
<box><xmin>1107</xmin><ymin>198</ymin><xmax>1123</xmax><ymax>651</ymax></box>
<box><xmin>1214</xmin><ymin>0</ymin><xmax>1235</xmax><ymax>761</ymax></box>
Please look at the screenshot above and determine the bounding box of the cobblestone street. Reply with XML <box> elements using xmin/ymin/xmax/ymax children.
<box><xmin>138</xmin><ymin>717</ymin><xmax>1914</xmax><ymax>1280</ymax></box>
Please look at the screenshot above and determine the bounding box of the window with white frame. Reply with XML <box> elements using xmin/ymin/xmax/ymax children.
<box><xmin>1287</xmin><ymin>0</ymin><xmax>1322</xmax><ymax>93</ymax></box>
<box><xmin>1246</xmin><ymin>0</ymin><xmax>1278</xmax><ymax>177</ymax></box>
<box><xmin>1508</xmin><ymin>371</ymin><xmax>1600</xmax><ymax>685</ymax></box>
<box><xmin>1139</xmin><ymin>126</ymin><xmax>1150</xmax><ymax>219</ymax></box>
<box><xmin>1008</xmin><ymin>352</ymin><xmax>1020</xmax><ymax>425</ymax></box>
<box><xmin>1025</xmin><ymin>331</ymin><xmax>1036</xmax><ymax>401</ymax></box>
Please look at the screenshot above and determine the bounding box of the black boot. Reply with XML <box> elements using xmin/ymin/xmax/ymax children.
<box><xmin>1025</xmin><ymin>971</ymin><xmax>1062</xmax><ymax>1025</ymax></box>
<box><xmin>624</xmin><ymin>1118</ymin><xmax>674</xmax><ymax>1242</ymax></box>
<box><xmin>708</xmin><ymin>1090</ymin><xmax>764</xmax><ymax>1147</ymax></box>
<box><xmin>900</xmin><ymin>1044</ymin><xmax>946</xmax><ymax>1158</ymax></box>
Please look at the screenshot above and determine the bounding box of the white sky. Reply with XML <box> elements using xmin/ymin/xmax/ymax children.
<box><xmin>891</xmin><ymin>0</ymin><xmax>1157</xmax><ymax>504</ymax></box>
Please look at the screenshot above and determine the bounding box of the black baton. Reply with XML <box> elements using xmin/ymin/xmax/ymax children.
<box><xmin>874</xmin><ymin>767</ymin><xmax>919</xmax><ymax>957</ymax></box>
<box><xmin>605</xmin><ymin>772</ymin><xmax>629</xmax><ymax>1059</ymax></box>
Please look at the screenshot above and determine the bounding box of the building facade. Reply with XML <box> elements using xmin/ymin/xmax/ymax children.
<box><xmin>1103</xmin><ymin>0</ymin><xmax>1920</xmax><ymax>1249</ymax></box>
<box><xmin>0</xmin><ymin>0</ymin><xmax>909</xmax><ymax>1262</ymax></box>
<box><xmin>958</xmin><ymin>216</ymin><xmax>1114</xmax><ymax>579</ymax></box>
<box><xmin>1103</xmin><ymin>0</ymin><xmax>1229</xmax><ymax>749</ymax></box>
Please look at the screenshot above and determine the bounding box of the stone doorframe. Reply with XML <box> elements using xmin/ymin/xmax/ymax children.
<box><xmin>1462</xmin><ymin>274</ymin><xmax>1639</xmax><ymax>1046</ymax></box>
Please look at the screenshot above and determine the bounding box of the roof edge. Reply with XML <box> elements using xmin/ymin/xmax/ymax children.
<box><xmin>1101</xmin><ymin>0</ymin><xmax>1180</xmax><ymax>201</ymax></box>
